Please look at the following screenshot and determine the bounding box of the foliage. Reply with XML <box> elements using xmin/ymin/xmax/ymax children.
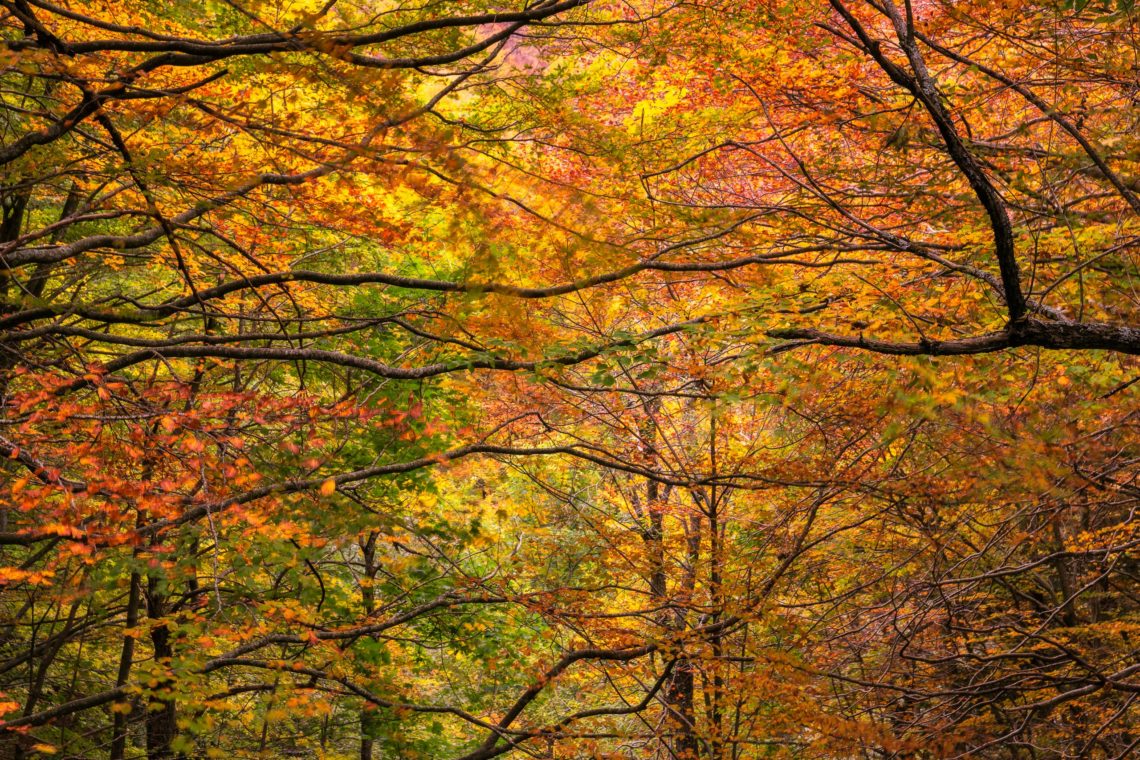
<box><xmin>0</xmin><ymin>0</ymin><xmax>1137</xmax><ymax>758</ymax></box>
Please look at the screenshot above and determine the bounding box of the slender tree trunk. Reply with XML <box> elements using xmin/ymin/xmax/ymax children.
<box><xmin>145</xmin><ymin>580</ymin><xmax>180</xmax><ymax>760</ymax></box>
<box><xmin>639</xmin><ymin>397</ymin><xmax>701</xmax><ymax>759</ymax></box>
<box><xmin>360</xmin><ymin>533</ymin><xmax>379</xmax><ymax>760</ymax></box>
<box><xmin>110</xmin><ymin>573</ymin><xmax>141</xmax><ymax>760</ymax></box>
<box><xmin>707</xmin><ymin>409</ymin><xmax>724</xmax><ymax>760</ymax></box>
<box><xmin>4</xmin><ymin>188</ymin><xmax>30</xmax><ymax>760</ymax></box>
<box><xmin>0</xmin><ymin>187</ymin><xmax>29</xmax><ymax>406</ymax></box>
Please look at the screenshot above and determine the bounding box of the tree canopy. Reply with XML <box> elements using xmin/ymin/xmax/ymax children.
<box><xmin>0</xmin><ymin>0</ymin><xmax>1137</xmax><ymax>758</ymax></box>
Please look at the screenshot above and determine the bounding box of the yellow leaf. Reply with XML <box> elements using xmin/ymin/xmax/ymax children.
<box><xmin>319</xmin><ymin>478</ymin><xmax>336</xmax><ymax>496</ymax></box>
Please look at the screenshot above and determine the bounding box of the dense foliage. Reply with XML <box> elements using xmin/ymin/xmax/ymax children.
<box><xmin>0</xmin><ymin>0</ymin><xmax>1137</xmax><ymax>757</ymax></box>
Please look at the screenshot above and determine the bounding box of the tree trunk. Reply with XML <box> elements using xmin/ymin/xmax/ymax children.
<box><xmin>360</xmin><ymin>533</ymin><xmax>379</xmax><ymax>760</ymax></box>
<box><xmin>639</xmin><ymin>397</ymin><xmax>701</xmax><ymax>758</ymax></box>
<box><xmin>145</xmin><ymin>581</ymin><xmax>180</xmax><ymax>759</ymax></box>
<box><xmin>110</xmin><ymin>573</ymin><xmax>141</xmax><ymax>760</ymax></box>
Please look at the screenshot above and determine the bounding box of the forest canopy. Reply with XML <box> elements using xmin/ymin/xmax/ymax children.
<box><xmin>0</xmin><ymin>0</ymin><xmax>1137</xmax><ymax>758</ymax></box>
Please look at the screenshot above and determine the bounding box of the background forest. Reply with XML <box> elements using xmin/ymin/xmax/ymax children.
<box><xmin>0</xmin><ymin>0</ymin><xmax>1138</xmax><ymax>757</ymax></box>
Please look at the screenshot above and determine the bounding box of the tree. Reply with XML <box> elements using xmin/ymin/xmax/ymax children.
<box><xmin>1</xmin><ymin>0</ymin><xmax>1137</xmax><ymax>758</ymax></box>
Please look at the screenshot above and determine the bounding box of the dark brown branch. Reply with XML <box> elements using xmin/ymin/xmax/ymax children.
<box><xmin>768</xmin><ymin>317</ymin><xmax>1140</xmax><ymax>356</ymax></box>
